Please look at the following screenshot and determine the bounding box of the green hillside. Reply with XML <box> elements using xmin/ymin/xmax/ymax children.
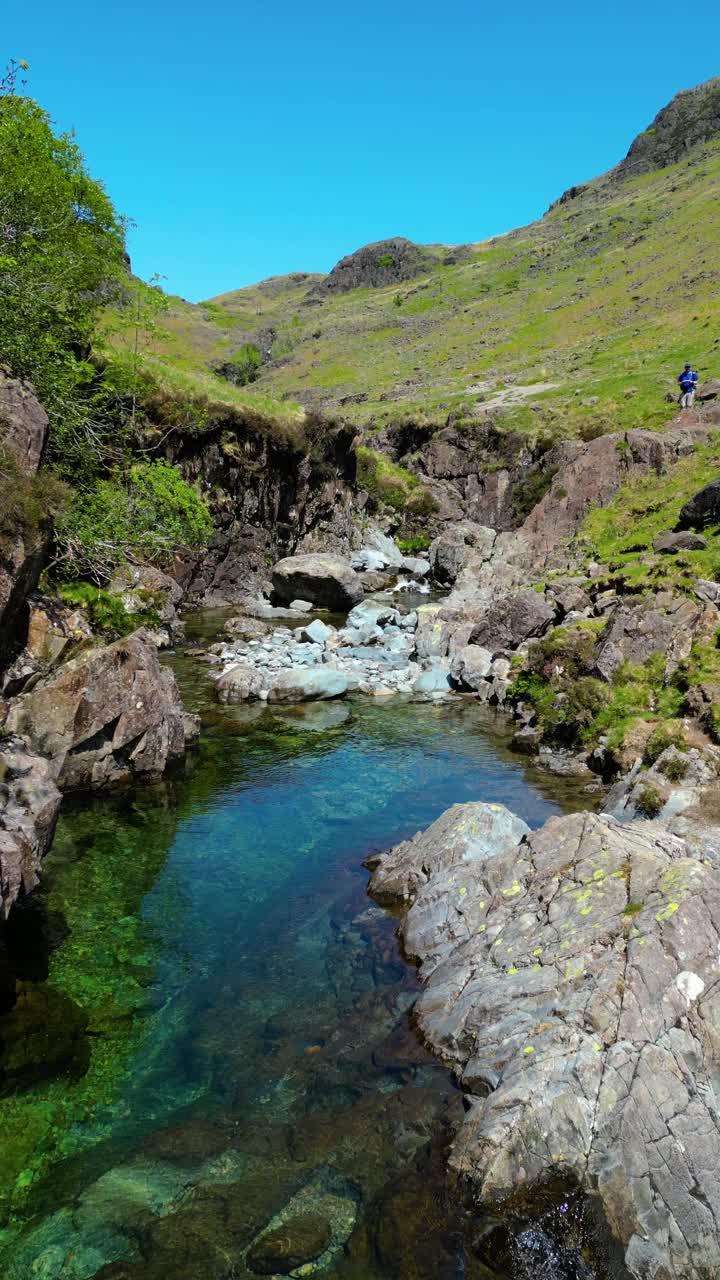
<box><xmin>113</xmin><ymin>79</ymin><xmax>720</xmax><ymax>443</ymax></box>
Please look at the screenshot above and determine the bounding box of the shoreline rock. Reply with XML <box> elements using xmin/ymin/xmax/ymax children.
<box><xmin>3</xmin><ymin>630</ymin><xmax>197</xmax><ymax>792</ymax></box>
<box><xmin>369</xmin><ymin>801</ymin><xmax>720</xmax><ymax>1279</ymax></box>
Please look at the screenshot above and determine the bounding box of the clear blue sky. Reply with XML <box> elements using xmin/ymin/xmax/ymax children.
<box><xmin>7</xmin><ymin>1</ymin><xmax>720</xmax><ymax>301</ymax></box>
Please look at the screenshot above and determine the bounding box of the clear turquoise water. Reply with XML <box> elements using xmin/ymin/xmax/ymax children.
<box><xmin>0</xmin><ymin>615</ymin><xmax>598</xmax><ymax>1280</ymax></box>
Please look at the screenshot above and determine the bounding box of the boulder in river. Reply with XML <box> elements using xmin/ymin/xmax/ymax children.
<box><xmin>3</xmin><ymin>630</ymin><xmax>196</xmax><ymax>792</ymax></box>
<box><xmin>271</xmin><ymin>553</ymin><xmax>363</xmax><ymax>611</ymax></box>
<box><xmin>267</xmin><ymin>668</ymin><xmax>349</xmax><ymax>703</ymax></box>
<box><xmin>370</xmin><ymin>802</ymin><xmax>720</xmax><ymax>1280</ymax></box>
<box><xmin>215</xmin><ymin>663</ymin><xmax>265</xmax><ymax>704</ymax></box>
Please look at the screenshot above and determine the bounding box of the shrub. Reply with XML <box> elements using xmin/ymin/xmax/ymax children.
<box><xmin>397</xmin><ymin>533</ymin><xmax>431</xmax><ymax>554</ymax></box>
<box><xmin>219</xmin><ymin>343</ymin><xmax>262</xmax><ymax>387</ymax></box>
<box><xmin>513</xmin><ymin>465</ymin><xmax>558</xmax><ymax>519</ymax></box>
<box><xmin>635</xmin><ymin>784</ymin><xmax>664</xmax><ymax>819</ymax></box>
<box><xmin>659</xmin><ymin>753</ymin><xmax>689</xmax><ymax>782</ymax></box>
<box><xmin>642</xmin><ymin>724</ymin><xmax>687</xmax><ymax>766</ymax></box>
<box><xmin>55</xmin><ymin>460</ymin><xmax>212</xmax><ymax>581</ymax></box>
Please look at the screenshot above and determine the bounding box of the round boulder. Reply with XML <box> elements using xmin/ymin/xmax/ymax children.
<box><xmin>271</xmin><ymin>554</ymin><xmax>363</xmax><ymax>611</ymax></box>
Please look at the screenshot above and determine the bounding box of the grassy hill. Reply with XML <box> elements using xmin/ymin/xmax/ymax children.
<box><xmin>107</xmin><ymin>78</ymin><xmax>720</xmax><ymax>444</ymax></box>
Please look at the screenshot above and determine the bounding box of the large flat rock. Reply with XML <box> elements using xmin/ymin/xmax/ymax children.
<box><xmin>370</xmin><ymin>804</ymin><xmax>720</xmax><ymax>1279</ymax></box>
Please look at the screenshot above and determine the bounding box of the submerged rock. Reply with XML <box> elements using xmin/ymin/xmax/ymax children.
<box><xmin>3</xmin><ymin>630</ymin><xmax>196</xmax><ymax>792</ymax></box>
<box><xmin>370</xmin><ymin>804</ymin><xmax>720</xmax><ymax>1279</ymax></box>
<box><xmin>246</xmin><ymin>1212</ymin><xmax>332</xmax><ymax>1274</ymax></box>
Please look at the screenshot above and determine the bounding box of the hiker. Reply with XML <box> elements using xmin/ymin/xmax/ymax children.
<box><xmin>678</xmin><ymin>362</ymin><xmax>699</xmax><ymax>409</ymax></box>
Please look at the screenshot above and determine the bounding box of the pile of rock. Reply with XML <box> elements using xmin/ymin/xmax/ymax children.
<box><xmin>214</xmin><ymin>601</ymin><xmax>424</xmax><ymax>702</ymax></box>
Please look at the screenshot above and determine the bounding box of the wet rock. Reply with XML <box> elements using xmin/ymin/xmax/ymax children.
<box><xmin>469</xmin><ymin>589</ymin><xmax>556</xmax><ymax>652</ymax></box>
<box><xmin>0</xmin><ymin>739</ymin><xmax>61</xmax><ymax>918</ymax></box>
<box><xmin>652</xmin><ymin>529</ymin><xmax>707</xmax><ymax>553</ymax></box>
<box><xmin>372</xmin><ymin>805</ymin><xmax>720</xmax><ymax>1280</ymax></box>
<box><xmin>246</xmin><ymin>1212</ymin><xmax>332</xmax><ymax>1274</ymax></box>
<box><xmin>4</xmin><ymin>630</ymin><xmax>193</xmax><ymax>792</ymax></box>
<box><xmin>400</xmin><ymin>555</ymin><xmax>430</xmax><ymax>578</ymax></box>
<box><xmin>271</xmin><ymin>553</ymin><xmax>364</xmax><ymax>611</ymax></box>
<box><xmin>301</xmin><ymin>618</ymin><xmax>335</xmax><ymax>646</ymax></box>
<box><xmin>512</xmin><ymin>725</ymin><xmax>542</xmax><ymax>754</ymax></box>
<box><xmin>351</xmin><ymin>547</ymin><xmax>388</xmax><ymax>572</ymax></box>
<box><xmin>413</xmin><ymin>665</ymin><xmax>452</xmax><ymax>697</ymax></box>
<box><xmin>267</xmin><ymin>668</ymin><xmax>348</xmax><ymax>702</ymax></box>
<box><xmin>215</xmin><ymin>663</ymin><xmax>265</xmax><ymax>703</ymax></box>
<box><xmin>363</xmin><ymin>529</ymin><xmax>405</xmax><ymax>567</ymax></box>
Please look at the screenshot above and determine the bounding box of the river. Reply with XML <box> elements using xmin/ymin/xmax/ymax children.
<box><xmin>0</xmin><ymin>610</ymin><xmax>599</xmax><ymax>1279</ymax></box>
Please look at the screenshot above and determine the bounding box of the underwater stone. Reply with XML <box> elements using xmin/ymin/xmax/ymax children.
<box><xmin>246</xmin><ymin>1212</ymin><xmax>332</xmax><ymax>1274</ymax></box>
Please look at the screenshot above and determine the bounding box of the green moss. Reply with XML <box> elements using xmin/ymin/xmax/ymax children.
<box><xmin>355</xmin><ymin>446</ymin><xmax>421</xmax><ymax>511</ymax></box>
<box><xmin>57</xmin><ymin>582</ymin><xmax>161</xmax><ymax>638</ymax></box>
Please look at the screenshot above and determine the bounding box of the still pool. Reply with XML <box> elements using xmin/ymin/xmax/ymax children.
<box><xmin>0</xmin><ymin>620</ymin><xmax>599</xmax><ymax>1279</ymax></box>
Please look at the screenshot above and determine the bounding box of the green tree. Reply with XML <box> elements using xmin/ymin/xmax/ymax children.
<box><xmin>0</xmin><ymin>90</ymin><xmax>126</xmax><ymax>439</ymax></box>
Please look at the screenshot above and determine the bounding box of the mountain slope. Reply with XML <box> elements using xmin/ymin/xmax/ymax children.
<box><xmin>117</xmin><ymin>79</ymin><xmax>720</xmax><ymax>439</ymax></box>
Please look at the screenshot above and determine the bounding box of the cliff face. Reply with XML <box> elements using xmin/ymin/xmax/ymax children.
<box><xmin>0</xmin><ymin>372</ymin><xmax>52</xmax><ymax>674</ymax></box>
<box><xmin>165</xmin><ymin>414</ymin><xmax>362</xmax><ymax>605</ymax></box>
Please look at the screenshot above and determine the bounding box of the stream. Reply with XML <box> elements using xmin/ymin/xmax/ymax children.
<box><xmin>0</xmin><ymin>610</ymin><xmax>603</xmax><ymax>1280</ymax></box>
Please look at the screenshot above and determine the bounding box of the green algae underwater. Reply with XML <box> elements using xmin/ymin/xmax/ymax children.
<box><xmin>0</xmin><ymin>614</ymin><xmax>597</xmax><ymax>1280</ymax></box>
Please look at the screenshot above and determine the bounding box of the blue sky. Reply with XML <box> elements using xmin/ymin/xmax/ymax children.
<box><xmin>8</xmin><ymin>1</ymin><xmax>720</xmax><ymax>301</ymax></box>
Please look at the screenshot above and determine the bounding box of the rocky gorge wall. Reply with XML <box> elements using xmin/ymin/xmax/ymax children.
<box><xmin>163</xmin><ymin>412</ymin><xmax>364</xmax><ymax>606</ymax></box>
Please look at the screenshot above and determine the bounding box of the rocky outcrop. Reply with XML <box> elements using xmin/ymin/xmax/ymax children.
<box><xmin>468</xmin><ymin>588</ymin><xmax>557</xmax><ymax>652</ymax></box>
<box><xmin>0</xmin><ymin>371</ymin><xmax>51</xmax><ymax>672</ymax></box>
<box><xmin>3</xmin><ymin>630</ymin><xmax>197</xmax><ymax>792</ymax></box>
<box><xmin>369</xmin><ymin>801</ymin><xmax>720</xmax><ymax>1280</ymax></box>
<box><xmin>312</xmin><ymin>238</ymin><xmax>432</xmax><ymax>295</ymax></box>
<box><xmin>618</xmin><ymin>75</ymin><xmax>720</xmax><ymax>177</ymax></box>
<box><xmin>677</xmin><ymin>477</ymin><xmax>720</xmax><ymax>530</ymax></box>
<box><xmin>0</xmin><ymin>739</ymin><xmax>61</xmax><ymax>919</ymax></box>
<box><xmin>592</xmin><ymin>592</ymin><xmax>717</xmax><ymax>682</ymax></box>
<box><xmin>271</xmin><ymin>553</ymin><xmax>364</xmax><ymax>611</ymax></box>
<box><xmin>168</xmin><ymin>414</ymin><xmax>360</xmax><ymax>606</ymax></box>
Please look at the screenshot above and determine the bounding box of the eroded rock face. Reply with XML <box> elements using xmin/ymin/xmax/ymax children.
<box><xmin>0</xmin><ymin>739</ymin><xmax>61</xmax><ymax>919</ymax></box>
<box><xmin>429</xmin><ymin>522</ymin><xmax>496</xmax><ymax>585</ymax></box>
<box><xmin>593</xmin><ymin>592</ymin><xmax>716</xmax><ymax>682</ymax></box>
<box><xmin>370</xmin><ymin>803</ymin><xmax>720</xmax><ymax>1279</ymax></box>
<box><xmin>271</xmin><ymin>553</ymin><xmax>363</xmax><ymax>612</ymax></box>
<box><xmin>468</xmin><ymin>588</ymin><xmax>557</xmax><ymax>653</ymax></box>
<box><xmin>0</xmin><ymin>372</ymin><xmax>51</xmax><ymax>673</ymax></box>
<box><xmin>3</xmin><ymin>630</ymin><xmax>196</xmax><ymax>792</ymax></box>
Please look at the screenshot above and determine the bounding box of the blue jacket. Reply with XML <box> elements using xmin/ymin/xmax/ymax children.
<box><xmin>678</xmin><ymin>368</ymin><xmax>699</xmax><ymax>390</ymax></box>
